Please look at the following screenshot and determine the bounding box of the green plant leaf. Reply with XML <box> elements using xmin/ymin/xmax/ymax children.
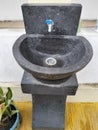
<box><xmin>0</xmin><ymin>103</ymin><xmax>6</xmax><ymax>122</ymax></box>
<box><xmin>0</xmin><ymin>87</ymin><xmax>3</xmax><ymax>98</ymax></box>
<box><xmin>5</xmin><ymin>107</ymin><xmax>11</xmax><ymax>118</ymax></box>
<box><xmin>6</xmin><ymin>87</ymin><xmax>12</xmax><ymax>100</ymax></box>
<box><xmin>5</xmin><ymin>99</ymin><xmax>12</xmax><ymax>106</ymax></box>
<box><xmin>8</xmin><ymin>99</ymin><xmax>12</xmax><ymax>105</ymax></box>
<box><xmin>11</xmin><ymin>110</ymin><xmax>19</xmax><ymax>117</ymax></box>
<box><xmin>0</xmin><ymin>108</ymin><xmax>2</xmax><ymax>122</ymax></box>
<box><xmin>0</xmin><ymin>87</ymin><xmax>18</xmax><ymax>126</ymax></box>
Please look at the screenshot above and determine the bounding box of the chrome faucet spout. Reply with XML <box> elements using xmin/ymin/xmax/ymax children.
<box><xmin>45</xmin><ymin>19</ymin><xmax>54</xmax><ymax>32</ymax></box>
<box><xmin>48</xmin><ymin>24</ymin><xmax>53</xmax><ymax>32</ymax></box>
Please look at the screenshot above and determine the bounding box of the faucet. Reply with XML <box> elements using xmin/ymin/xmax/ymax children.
<box><xmin>45</xmin><ymin>19</ymin><xmax>54</xmax><ymax>32</ymax></box>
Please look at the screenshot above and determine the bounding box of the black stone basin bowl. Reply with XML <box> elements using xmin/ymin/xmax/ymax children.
<box><xmin>13</xmin><ymin>34</ymin><xmax>93</xmax><ymax>80</ymax></box>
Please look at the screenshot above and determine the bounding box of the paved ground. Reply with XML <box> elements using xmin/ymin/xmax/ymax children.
<box><xmin>16</xmin><ymin>102</ymin><xmax>98</xmax><ymax>130</ymax></box>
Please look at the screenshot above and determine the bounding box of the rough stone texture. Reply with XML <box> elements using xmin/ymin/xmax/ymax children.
<box><xmin>22</xmin><ymin>4</ymin><xmax>82</xmax><ymax>35</ymax></box>
<box><xmin>12</xmin><ymin>4</ymin><xmax>93</xmax><ymax>130</ymax></box>
<box><xmin>21</xmin><ymin>71</ymin><xmax>78</xmax><ymax>130</ymax></box>
<box><xmin>32</xmin><ymin>95</ymin><xmax>66</xmax><ymax>130</ymax></box>
<box><xmin>21</xmin><ymin>71</ymin><xmax>78</xmax><ymax>95</ymax></box>
<box><xmin>13</xmin><ymin>34</ymin><xmax>93</xmax><ymax>80</ymax></box>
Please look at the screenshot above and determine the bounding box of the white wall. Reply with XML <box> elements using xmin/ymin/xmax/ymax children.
<box><xmin>28</xmin><ymin>0</ymin><xmax>71</xmax><ymax>3</ymax></box>
<box><xmin>0</xmin><ymin>29</ymin><xmax>24</xmax><ymax>82</ymax></box>
<box><xmin>0</xmin><ymin>0</ymin><xmax>27</xmax><ymax>20</ymax></box>
<box><xmin>72</xmin><ymin>0</ymin><xmax>98</xmax><ymax>19</ymax></box>
<box><xmin>0</xmin><ymin>28</ymin><xmax>97</xmax><ymax>83</ymax></box>
<box><xmin>77</xmin><ymin>29</ymin><xmax>98</xmax><ymax>83</ymax></box>
<box><xmin>0</xmin><ymin>0</ymin><xmax>98</xmax><ymax>20</ymax></box>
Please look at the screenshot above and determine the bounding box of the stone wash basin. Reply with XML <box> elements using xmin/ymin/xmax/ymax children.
<box><xmin>13</xmin><ymin>34</ymin><xmax>93</xmax><ymax>80</ymax></box>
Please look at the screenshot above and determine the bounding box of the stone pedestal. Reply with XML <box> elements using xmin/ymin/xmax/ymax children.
<box><xmin>33</xmin><ymin>95</ymin><xmax>66</xmax><ymax>130</ymax></box>
<box><xmin>21</xmin><ymin>71</ymin><xmax>78</xmax><ymax>130</ymax></box>
<box><xmin>12</xmin><ymin>3</ymin><xmax>93</xmax><ymax>130</ymax></box>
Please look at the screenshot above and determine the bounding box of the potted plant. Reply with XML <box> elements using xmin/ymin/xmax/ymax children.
<box><xmin>0</xmin><ymin>87</ymin><xmax>21</xmax><ymax>130</ymax></box>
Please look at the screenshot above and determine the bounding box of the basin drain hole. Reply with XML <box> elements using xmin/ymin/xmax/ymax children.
<box><xmin>45</xmin><ymin>57</ymin><xmax>57</xmax><ymax>66</ymax></box>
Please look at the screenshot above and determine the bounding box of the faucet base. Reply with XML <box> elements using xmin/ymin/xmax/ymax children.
<box><xmin>32</xmin><ymin>95</ymin><xmax>66</xmax><ymax>130</ymax></box>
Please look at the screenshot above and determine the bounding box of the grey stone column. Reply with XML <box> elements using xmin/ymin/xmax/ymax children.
<box><xmin>32</xmin><ymin>95</ymin><xmax>66</xmax><ymax>130</ymax></box>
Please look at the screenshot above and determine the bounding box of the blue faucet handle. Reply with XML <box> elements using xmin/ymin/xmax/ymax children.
<box><xmin>45</xmin><ymin>19</ymin><xmax>54</xmax><ymax>25</ymax></box>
